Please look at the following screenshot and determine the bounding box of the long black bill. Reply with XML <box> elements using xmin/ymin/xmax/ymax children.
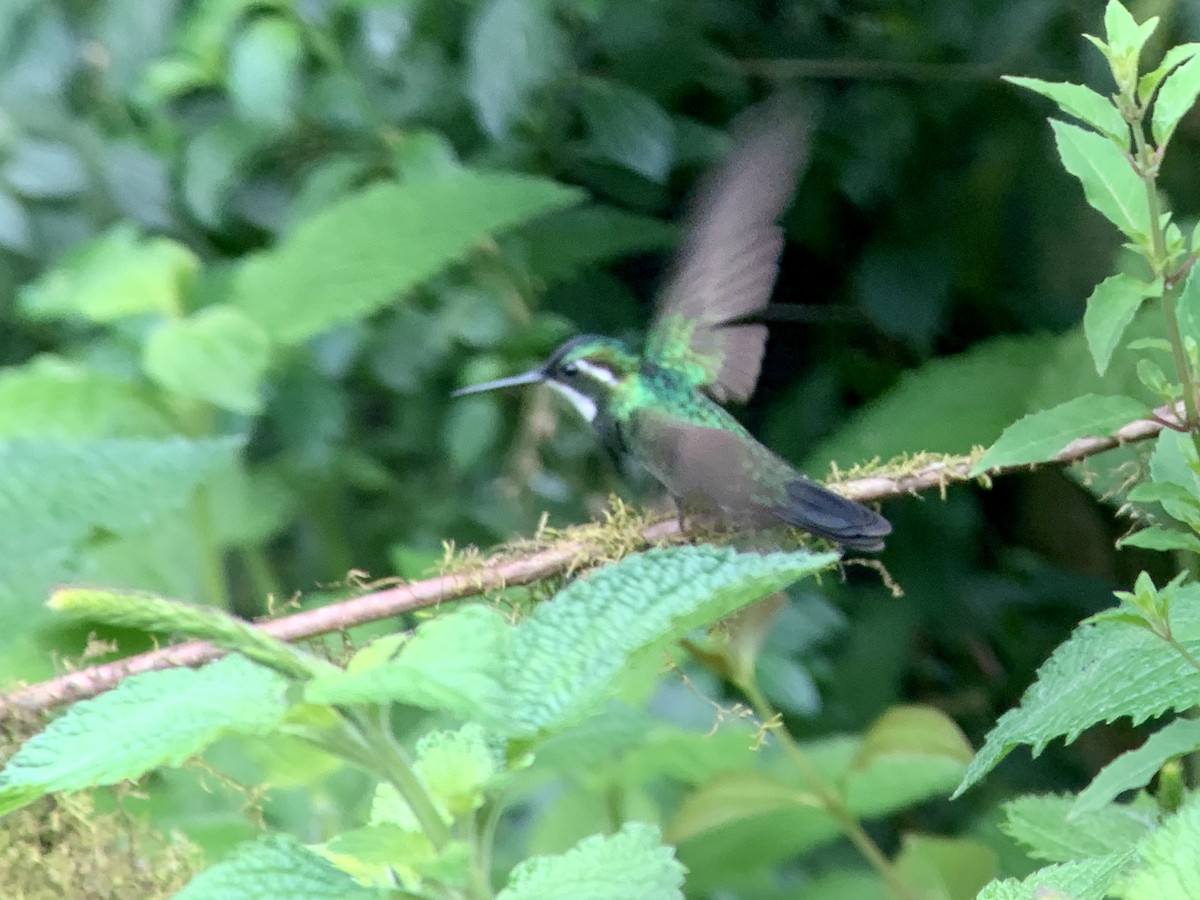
<box><xmin>450</xmin><ymin>368</ymin><xmax>545</xmax><ymax>398</ymax></box>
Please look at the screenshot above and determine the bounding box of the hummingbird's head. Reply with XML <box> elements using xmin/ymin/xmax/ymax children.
<box><xmin>451</xmin><ymin>335</ymin><xmax>638</xmax><ymax>423</ymax></box>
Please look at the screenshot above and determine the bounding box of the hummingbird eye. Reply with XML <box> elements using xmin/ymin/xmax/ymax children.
<box><xmin>561</xmin><ymin>362</ymin><xmax>579</xmax><ymax>377</ymax></box>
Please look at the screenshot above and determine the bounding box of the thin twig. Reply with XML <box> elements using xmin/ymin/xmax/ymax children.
<box><xmin>0</xmin><ymin>406</ymin><xmax>1176</xmax><ymax>718</ymax></box>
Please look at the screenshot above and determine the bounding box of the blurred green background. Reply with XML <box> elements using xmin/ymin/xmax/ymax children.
<box><xmin>0</xmin><ymin>0</ymin><xmax>1197</xmax><ymax>886</ymax></box>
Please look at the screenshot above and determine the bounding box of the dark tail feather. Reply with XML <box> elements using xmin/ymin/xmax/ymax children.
<box><xmin>777</xmin><ymin>478</ymin><xmax>892</xmax><ymax>552</ymax></box>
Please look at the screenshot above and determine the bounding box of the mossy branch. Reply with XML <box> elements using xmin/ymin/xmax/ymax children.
<box><xmin>0</xmin><ymin>404</ymin><xmax>1174</xmax><ymax>719</ymax></box>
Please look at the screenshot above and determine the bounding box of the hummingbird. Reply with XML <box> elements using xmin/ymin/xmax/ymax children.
<box><xmin>453</xmin><ymin>101</ymin><xmax>891</xmax><ymax>552</ymax></box>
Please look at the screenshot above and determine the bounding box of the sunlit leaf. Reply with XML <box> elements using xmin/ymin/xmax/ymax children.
<box><xmin>1050</xmin><ymin>120</ymin><xmax>1150</xmax><ymax>241</ymax></box>
<box><xmin>1083</xmin><ymin>273</ymin><xmax>1159</xmax><ymax>375</ymax></box>
<box><xmin>1074</xmin><ymin>717</ymin><xmax>1200</xmax><ymax>815</ymax></box>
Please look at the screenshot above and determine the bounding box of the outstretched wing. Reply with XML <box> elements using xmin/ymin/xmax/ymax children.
<box><xmin>644</xmin><ymin>98</ymin><xmax>811</xmax><ymax>404</ymax></box>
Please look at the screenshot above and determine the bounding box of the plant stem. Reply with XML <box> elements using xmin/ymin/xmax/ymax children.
<box><xmin>1131</xmin><ymin>112</ymin><xmax>1200</xmax><ymax>458</ymax></box>
<box><xmin>739</xmin><ymin>679</ymin><xmax>919</xmax><ymax>900</ymax></box>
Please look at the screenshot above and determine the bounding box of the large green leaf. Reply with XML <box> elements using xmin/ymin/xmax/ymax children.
<box><xmin>233</xmin><ymin>173</ymin><xmax>583</xmax><ymax>343</ymax></box>
<box><xmin>497</xmin><ymin>823</ymin><xmax>685</xmax><ymax>900</ymax></box>
<box><xmin>955</xmin><ymin>584</ymin><xmax>1200</xmax><ymax>795</ymax></box>
<box><xmin>1002</xmin><ymin>794</ymin><xmax>1154</xmax><ymax>862</ymax></box>
<box><xmin>0</xmin><ymin>654</ymin><xmax>289</xmax><ymax>816</ymax></box>
<box><xmin>978</xmin><ymin>852</ymin><xmax>1136</xmax><ymax>900</ymax></box>
<box><xmin>503</xmin><ymin>546</ymin><xmax>838</xmax><ymax>739</ymax></box>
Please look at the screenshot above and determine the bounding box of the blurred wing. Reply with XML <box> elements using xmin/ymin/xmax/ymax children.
<box><xmin>645</xmin><ymin>99</ymin><xmax>811</xmax><ymax>403</ymax></box>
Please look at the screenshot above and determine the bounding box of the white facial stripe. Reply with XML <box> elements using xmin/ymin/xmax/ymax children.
<box><xmin>573</xmin><ymin>359</ymin><xmax>618</xmax><ymax>386</ymax></box>
<box><xmin>547</xmin><ymin>381</ymin><xmax>598</xmax><ymax>422</ymax></box>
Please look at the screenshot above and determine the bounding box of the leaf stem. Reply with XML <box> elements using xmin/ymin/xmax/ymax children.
<box><xmin>739</xmin><ymin>678</ymin><xmax>919</xmax><ymax>900</ymax></box>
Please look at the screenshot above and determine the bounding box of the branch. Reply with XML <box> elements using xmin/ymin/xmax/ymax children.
<box><xmin>0</xmin><ymin>408</ymin><xmax>1172</xmax><ymax>718</ymax></box>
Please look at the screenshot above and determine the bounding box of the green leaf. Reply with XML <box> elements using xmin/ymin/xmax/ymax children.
<box><xmin>1083</xmin><ymin>274</ymin><xmax>1160</xmax><ymax>375</ymax></box>
<box><xmin>1074</xmin><ymin>717</ymin><xmax>1200</xmax><ymax>815</ymax></box>
<box><xmin>851</xmin><ymin>705</ymin><xmax>973</xmax><ymax>771</ymax></box>
<box><xmin>1112</xmin><ymin>798</ymin><xmax>1200</xmax><ymax>900</ymax></box>
<box><xmin>234</xmin><ymin>173</ymin><xmax>582</xmax><ymax>343</ymax></box>
<box><xmin>497</xmin><ymin>822</ymin><xmax>685</xmax><ymax>900</ymax></box>
<box><xmin>226</xmin><ymin>15</ymin><xmax>303</xmax><ymax>130</ymax></box>
<box><xmin>413</xmin><ymin>724</ymin><xmax>504</xmax><ymax>817</ymax></box>
<box><xmin>503</xmin><ymin>546</ymin><xmax>837</xmax><ymax>739</ymax></box>
<box><xmin>19</xmin><ymin>224</ymin><xmax>198</xmax><ymax>323</ymax></box>
<box><xmin>1050</xmin><ymin>119</ymin><xmax>1150</xmax><ymax>241</ymax></box>
<box><xmin>0</xmin><ymin>356</ymin><xmax>174</xmax><ymax>438</ymax></box>
<box><xmin>518</xmin><ymin>204</ymin><xmax>676</xmax><ymax>287</ymax></box>
<box><xmin>971</xmin><ymin>394</ymin><xmax>1147</xmax><ymax>475</ymax></box>
<box><xmin>673</xmin><ymin>726</ymin><xmax>968</xmax><ymax>886</ymax></box>
<box><xmin>0</xmin><ymin>654</ymin><xmax>289</xmax><ymax>816</ymax></box>
<box><xmin>1139</xmin><ymin>43</ymin><xmax>1200</xmax><ymax>105</ymax></box>
<box><xmin>1151</xmin><ymin>52</ymin><xmax>1200</xmax><ymax>147</ymax></box>
<box><xmin>1175</xmin><ymin>257</ymin><xmax>1200</xmax><ymax>342</ymax></box>
<box><xmin>1002</xmin><ymin>794</ymin><xmax>1155</xmax><ymax>862</ymax></box>
<box><xmin>176</xmin><ymin>833</ymin><xmax>381</xmax><ymax>899</ymax></box>
<box><xmin>894</xmin><ymin>834</ymin><xmax>998</xmax><ymax>900</ymax></box>
<box><xmin>1004</xmin><ymin>76</ymin><xmax>1128</xmax><ymax>142</ymax></box>
<box><xmin>1149</xmin><ymin>430</ymin><xmax>1200</xmax><ymax>525</ymax></box>
<box><xmin>143</xmin><ymin>305</ymin><xmax>271</xmax><ymax>414</ymax></box>
<box><xmin>1102</xmin><ymin>0</ymin><xmax>1157</xmax><ymax>66</ymax></box>
<box><xmin>954</xmin><ymin>582</ymin><xmax>1200</xmax><ymax>795</ymax></box>
<box><xmin>978</xmin><ymin>851</ymin><xmax>1136</xmax><ymax>900</ymax></box>
<box><xmin>48</xmin><ymin>587</ymin><xmax>324</xmax><ymax>681</ymax></box>
<box><xmin>304</xmin><ymin>605</ymin><xmax>510</xmax><ymax>720</ymax></box>
<box><xmin>1117</xmin><ymin>527</ymin><xmax>1200</xmax><ymax>553</ymax></box>
<box><xmin>466</xmin><ymin>0</ymin><xmax>565</xmax><ymax>138</ymax></box>
<box><xmin>580</xmin><ymin>79</ymin><xmax>677</xmax><ymax>182</ymax></box>
<box><xmin>807</xmin><ymin>334</ymin><xmax>1058</xmax><ymax>466</ymax></box>
<box><xmin>2</xmin><ymin>137</ymin><xmax>87</xmax><ymax>200</ymax></box>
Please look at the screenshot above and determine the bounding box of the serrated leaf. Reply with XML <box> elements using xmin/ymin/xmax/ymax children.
<box><xmin>226</xmin><ymin>16</ymin><xmax>303</xmax><ymax>130</ymax></box>
<box><xmin>1112</xmin><ymin>798</ymin><xmax>1200</xmax><ymax>900</ymax></box>
<box><xmin>1083</xmin><ymin>273</ymin><xmax>1159</xmax><ymax>375</ymax></box>
<box><xmin>978</xmin><ymin>851</ymin><xmax>1136</xmax><ymax>900</ymax></box>
<box><xmin>580</xmin><ymin>79</ymin><xmax>676</xmax><ymax>182</ymax></box>
<box><xmin>233</xmin><ymin>173</ymin><xmax>582</xmax><ymax>343</ymax></box>
<box><xmin>1074</xmin><ymin>718</ymin><xmax>1200</xmax><ymax>815</ymax></box>
<box><xmin>19</xmin><ymin>224</ymin><xmax>198</xmax><ymax>323</ymax></box>
<box><xmin>0</xmin><ymin>356</ymin><xmax>174</xmax><ymax>438</ymax></box>
<box><xmin>1002</xmin><ymin>794</ymin><xmax>1155</xmax><ymax>862</ymax></box>
<box><xmin>176</xmin><ymin>833</ymin><xmax>381</xmax><ymax>899</ymax></box>
<box><xmin>0</xmin><ymin>654</ymin><xmax>289</xmax><ymax>816</ymax></box>
<box><xmin>49</xmin><ymin>587</ymin><xmax>323</xmax><ymax>680</ymax></box>
<box><xmin>466</xmin><ymin>0</ymin><xmax>565</xmax><ymax>138</ymax></box>
<box><xmin>971</xmin><ymin>394</ymin><xmax>1147</xmax><ymax>475</ymax></box>
<box><xmin>1118</xmin><ymin>527</ymin><xmax>1200</xmax><ymax>553</ymax></box>
<box><xmin>954</xmin><ymin>583</ymin><xmax>1200</xmax><ymax>795</ymax></box>
<box><xmin>1151</xmin><ymin>53</ymin><xmax>1200</xmax><ymax>147</ymax></box>
<box><xmin>1050</xmin><ymin>120</ymin><xmax>1150</xmax><ymax>241</ymax></box>
<box><xmin>304</xmin><ymin>605</ymin><xmax>510</xmax><ymax>720</ymax></box>
<box><xmin>143</xmin><ymin>305</ymin><xmax>271</xmax><ymax>414</ymax></box>
<box><xmin>519</xmin><ymin>204</ymin><xmax>676</xmax><ymax>286</ymax></box>
<box><xmin>1004</xmin><ymin>76</ymin><xmax>1128</xmax><ymax>142</ymax></box>
<box><xmin>497</xmin><ymin>822</ymin><xmax>685</xmax><ymax>900</ymax></box>
<box><xmin>503</xmin><ymin>546</ymin><xmax>837</xmax><ymax>739</ymax></box>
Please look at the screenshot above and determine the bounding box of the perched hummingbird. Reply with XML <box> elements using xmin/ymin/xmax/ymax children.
<box><xmin>453</xmin><ymin>102</ymin><xmax>891</xmax><ymax>552</ymax></box>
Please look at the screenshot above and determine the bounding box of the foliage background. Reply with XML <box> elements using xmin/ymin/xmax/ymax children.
<box><xmin>1</xmin><ymin>0</ymin><xmax>1199</xmax><ymax>894</ymax></box>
